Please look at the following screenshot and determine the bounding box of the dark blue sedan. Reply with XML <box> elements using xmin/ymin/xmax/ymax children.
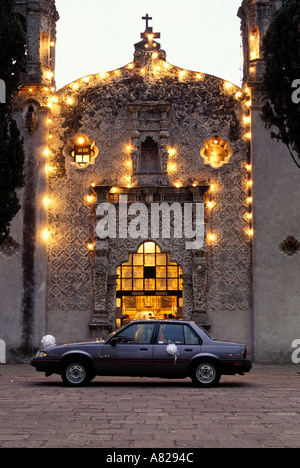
<box><xmin>30</xmin><ymin>320</ymin><xmax>252</xmax><ymax>387</ymax></box>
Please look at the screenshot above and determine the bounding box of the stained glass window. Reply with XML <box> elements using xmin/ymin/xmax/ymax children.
<box><xmin>116</xmin><ymin>242</ymin><xmax>183</xmax><ymax>293</ymax></box>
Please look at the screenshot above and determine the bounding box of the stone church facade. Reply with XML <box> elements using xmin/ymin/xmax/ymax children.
<box><xmin>1</xmin><ymin>0</ymin><xmax>299</xmax><ymax>363</ymax></box>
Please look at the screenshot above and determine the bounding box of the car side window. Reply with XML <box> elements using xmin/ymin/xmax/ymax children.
<box><xmin>184</xmin><ymin>325</ymin><xmax>200</xmax><ymax>345</ymax></box>
<box><xmin>157</xmin><ymin>324</ymin><xmax>184</xmax><ymax>344</ymax></box>
<box><xmin>114</xmin><ymin>323</ymin><xmax>155</xmax><ymax>344</ymax></box>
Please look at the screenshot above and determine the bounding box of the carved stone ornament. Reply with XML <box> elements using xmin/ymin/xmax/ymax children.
<box><xmin>26</xmin><ymin>106</ymin><xmax>38</xmax><ymax>135</ymax></box>
<box><xmin>128</xmin><ymin>101</ymin><xmax>171</xmax><ymax>186</ymax></box>
<box><xmin>279</xmin><ymin>236</ymin><xmax>300</xmax><ymax>256</ymax></box>
<box><xmin>0</xmin><ymin>236</ymin><xmax>21</xmax><ymax>258</ymax></box>
<box><xmin>200</xmin><ymin>135</ymin><xmax>233</xmax><ymax>169</ymax></box>
<box><xmin>23</xmin><ymin>101</ymin><xmax>40</xmax><ymax>135</ymax></box>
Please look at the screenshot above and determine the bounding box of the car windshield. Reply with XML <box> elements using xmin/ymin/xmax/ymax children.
<box><xmin>102</xmin><ymin>322</ymin><xmax>135</xmax><ymax>341</ymax></box>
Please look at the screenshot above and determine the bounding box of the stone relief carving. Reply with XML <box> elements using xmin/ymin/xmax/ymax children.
<box><xmin>128</xmin><ymin>102</ymin><xmax>171</xmax><ymax>186</ymax></box>
<box><xmin>280</xmin><ymin>236</ymin><xmax>300</xmax><ymax>256</ymax></box>
<box><xmin>0</xmin><ymin>236</ymin><xmax>21</xmax><ymax>258</ymax></box>
<box><xmin>25</xmin><ymin>106</ymin><xmax>38</xmax><ymax>135</ymax></box>
<box><xmin>22</xmin><ymin>100</ymin><xmax>41</xmax><ymax>135</ymax></box>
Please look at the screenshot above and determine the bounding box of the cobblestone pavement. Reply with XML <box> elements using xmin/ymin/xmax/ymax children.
<box><xmin>0</xmin><ymin>364</ymin><xmax>299</xmax><ymax>448</ymax></box>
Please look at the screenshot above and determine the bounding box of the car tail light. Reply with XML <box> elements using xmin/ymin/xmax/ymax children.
<box><xmin>243</xmin><ymin>346</ymin><xmax>248</xmax><ymax>358</ymax></box>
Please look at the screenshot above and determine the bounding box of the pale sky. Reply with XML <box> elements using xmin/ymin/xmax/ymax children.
<box><xmin>55</xmin><ymin>0</ymin><xmax>243</xmax><ymax>90</ymax></box>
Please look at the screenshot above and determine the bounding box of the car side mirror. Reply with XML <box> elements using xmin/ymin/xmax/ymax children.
<box><xmin>110</xmin><ymin>338</ymin><xmax>117</xmax><ymax>346</ymax></box>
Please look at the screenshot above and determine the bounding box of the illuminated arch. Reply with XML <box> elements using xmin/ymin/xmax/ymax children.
<box><xmin>115</xmin><ymin>241</ymin><xmax>183</xmax><ymax>326</ymax></box>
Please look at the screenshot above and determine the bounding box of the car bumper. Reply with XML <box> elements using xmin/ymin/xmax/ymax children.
<box><xmin>220</xmin><ymin>359</ymin><xmax>252</xmax><ymax>375</ymax></box>
<box><xmin>30</xmin><ymin>358</ymin><xmax>61</xmax><ymax>374</ymax></box>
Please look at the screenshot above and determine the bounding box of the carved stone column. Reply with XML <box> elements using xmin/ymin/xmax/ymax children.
<box><xmin>181</xmin><ymin>274</ymin><xmax>193</xmax><ymax>320</ymax></box>
<box><xmin>93</xmin><ymin>259</ymin><xmax>108</xmax><ymax>313</ymax></box>
<box><xmin>89</xmin><ymin>240</ymin><xmax>112</xmax><ymax>337</ymax></box>
<box><xmin>106</xmin><ymin>274</ymin><xmax>119</xmax><ymax>324</ymax></box>
<box><xmin>191</xmin><ymin>256</ymin><xmax>210</xmax><ymax>329</ymax></box>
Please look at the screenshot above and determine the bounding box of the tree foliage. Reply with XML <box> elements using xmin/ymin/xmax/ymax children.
<box><xmin>0</xmin><ymin>0</ymin><xmax>27</xmax><ymax>243</ymax></box>
<box><xmin>261</xmin><ymin>0</ymin><xmax>300</xmax><ymax>168</ymax></box>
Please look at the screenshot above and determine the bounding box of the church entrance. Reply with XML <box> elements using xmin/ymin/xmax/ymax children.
<box><xmin>116</xmin><ymin>242</ymin><xmax>183</xmax><ymax>327</ymax></box>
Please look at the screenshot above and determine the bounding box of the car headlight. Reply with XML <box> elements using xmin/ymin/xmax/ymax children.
<box><xmin>36</xmin><ymin>351</ymin><xmax>48</xmax><ymax>358</ymax></box>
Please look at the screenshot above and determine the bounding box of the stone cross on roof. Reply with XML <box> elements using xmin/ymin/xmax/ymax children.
<box><xmin>142</xmin><ymin>14</ymin><xmax>152</xmax><ymax>30</ymax></box>
<box><xmin>134</xmin><ymin>14</ymin><xmax>165</xmax><ymax>62</ymax></box>
<box><xmin>140</xmin><ymin>14</ymin><xmax>161</xmax><ymax>41</ymax></box>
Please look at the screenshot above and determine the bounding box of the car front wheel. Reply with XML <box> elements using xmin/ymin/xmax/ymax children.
<box><xmin>61</xmin><ymin>359</ymin><xmax>93</xmax><ymax>387</ymax></box>
<box><xmin>191</xmin><ymin>361</ymin><xmax>221</xmax><ymax>387</ymax></box>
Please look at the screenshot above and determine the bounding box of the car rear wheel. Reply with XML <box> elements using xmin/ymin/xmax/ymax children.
<box><xmin>191</xmin><ymin>361</ymin><xmax>221</xmax><ymax>387</ymax></box>
<box><xmin>61</xmin><ymin>358</ymin><xmax>94</xmax><ymax>387</ymax></box>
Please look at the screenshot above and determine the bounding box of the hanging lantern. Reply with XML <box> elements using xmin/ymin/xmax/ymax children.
<box><xmin>71</xmin><ymin>144</ymin><xmax>93</xmax><ymax>167</ymax></box>
<box><xmin>200</xmin><ymin>135</ymin><xmax>233</xmax><ymax>169</ymax></box>
<box><xmin>65</xmin><ymin>135</ymin><xmax>99</xmax><ymax>169</ymax></box>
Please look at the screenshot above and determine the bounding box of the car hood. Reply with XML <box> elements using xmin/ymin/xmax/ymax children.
<box><xmin>41</xmin><ymin>339</ymin><xmax>104</xmax><ymax>351</ymax></box>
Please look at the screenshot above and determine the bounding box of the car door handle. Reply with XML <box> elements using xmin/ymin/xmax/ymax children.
<box><xmin>185</xmin><ymin>348</ymin><xmax>193</xmax><ymax>352</ymax></box>
<box><xmin>139</xmin><ymin>347</ymin><xmax>149</xmax><ymax>351</ymax></box>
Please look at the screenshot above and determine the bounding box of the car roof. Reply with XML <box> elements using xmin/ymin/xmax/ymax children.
<box><xmin>125</xmin><ymin>319</ymin><xmax>194</xmax><ymax>325</ymax></box>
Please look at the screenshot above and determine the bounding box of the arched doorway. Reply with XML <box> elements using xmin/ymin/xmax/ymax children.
<box><xmin>115</xmin><ymin>242</ymin><xmax>183</xmax><ymax>327</ymax></box>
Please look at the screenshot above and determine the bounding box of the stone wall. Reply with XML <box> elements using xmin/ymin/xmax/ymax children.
<box><xmin>0</xmin><ymin>93</ymin><xmax>49</xmax><ymax>357</ymax></box>
<box><xmin>251</xmin><ymin>110</ymin><xmax>300</xmax><ymax>363</ymax></box>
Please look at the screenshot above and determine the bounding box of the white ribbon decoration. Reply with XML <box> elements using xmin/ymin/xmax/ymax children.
<box><xmin>41</xmin><ymin>335</ymin><xmax>56</xmax><ymax>348</ymax></box>
<box><xmin>166</xmin><ymin>343</ymin><xmax>179</xmax><ymax>364</ymax></box>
